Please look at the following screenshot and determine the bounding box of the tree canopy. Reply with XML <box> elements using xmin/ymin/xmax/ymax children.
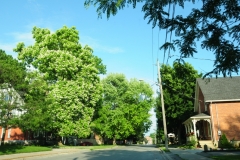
<box><xmin>92</xmin><ymin>73</ymin><xmax>153</xmax><ymax>143</ymax></box>
<box><xmin>14</xmin><ymin>26</ymin><xmax>106</xmax><ymax>138</ymax></box>
<box><xmin>0</xmin><ymin>49</ymin><xmax>27</xmax><ymax>91</ymax></box>
<box><xmin>85</xmin><ymin>0</ymin><xmax>240</xmax><ymax>77</ymax></box>
<box><xmin>0</xmin><ymin>49</ymin><xmax>27</xmax><ymax>145</ymax></box>
<box><xmin>156</xmin><ymin>62</ymin><xmax>201</xmax><ymax>142</ymax></box>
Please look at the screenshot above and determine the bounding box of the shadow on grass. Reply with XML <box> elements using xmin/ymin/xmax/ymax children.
<box><xmin>0</xmin><ymin>145</ymin><xmax>52</xmax><ymax>155</ymax></box>
<box><xmin>0</xmin><ymin>145</ymin><xmax>24</xmax><ymax>154</ymax></box>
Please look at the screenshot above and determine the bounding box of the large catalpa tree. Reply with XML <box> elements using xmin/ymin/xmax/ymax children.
<box><xmin>85</xmin><ymin>0</ymin><xmax>240</xmax><ymax>77</ymax></box>
<box><xmin>14</xmin><ymin>26</ymin><xmax>106</xmax><ymax>138</ymax></box>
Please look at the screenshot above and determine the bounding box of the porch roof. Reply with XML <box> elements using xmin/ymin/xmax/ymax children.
<box><xmin>183</xmin><ymin>113</ymin><xmax>210</xmax><ymax>124</ymax></box>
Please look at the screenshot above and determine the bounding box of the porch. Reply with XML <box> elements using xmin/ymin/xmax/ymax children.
<box><xmin>183</xmin><ymin>113</ymin><xmax>212</xmax><ymax>141</ymax></box>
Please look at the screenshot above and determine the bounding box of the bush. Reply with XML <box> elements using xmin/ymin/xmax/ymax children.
<box><xmin>219</xmin><ymin>133</ymin><xmax>233</xmax><ymax>148</ymax></box>
<box><xmin>188</xmin><ymin>139</ymin><xmax>197</xmax><ymax>147</ymax></box>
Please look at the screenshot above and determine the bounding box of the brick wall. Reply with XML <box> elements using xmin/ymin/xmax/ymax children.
<box><xmin>0</xmin><ymin>127</ymin><xmax>24</xmax><ymax>141</ymax></box>
<box><xmin>210</xmin><ymin>102</ymin><xmax>240</xmax><ymax>141</ymax></box>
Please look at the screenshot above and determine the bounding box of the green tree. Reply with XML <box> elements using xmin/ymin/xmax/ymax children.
<box><xmin>14</xmin><ymin>26</ymin><xmax>106</xmax><ymax>139</ymax></box>
<box><xmin>0</xmin><ymin>83</ymin><xmax>25</xmax><ymax>145</ymax></box>
<box><xmin>149</xmin><ymin>132</ymin><xmax>156</xmax><ymax>144</ymax></box>
<box><xmin>84</xmin><ymin>0</ymin><xmax>240</xmax><ymax>77</ymax></box>
<box><xmin>13</xmin><ymin>71</ymin><xmax>52</xmax><ymax>136</ymax></box>
<box><xmin>93</xmin><ymin>73</ymin><xmax>153</xmax><ymax>144</ymax></box>
<box><xmin>0</xmin><ymin>50</ymin><xmax>27</xmax><ymax>145</ymax></box>
<box><xmin>0</xmin><ymin>49</ymin><xmax>27</xmax><ymax>91</ymax></box>
<box><xmin>156</xmin><ymin>62</ymin><xmax>201</xmax><ymax>144</ymax></box>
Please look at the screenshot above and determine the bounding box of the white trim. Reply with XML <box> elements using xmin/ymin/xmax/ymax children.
<box><xmin>7</xmin><ymin>128</ymin><xmax>11</xmax><ymax>138</ymax></box>
<box><xmin>1</xmin><ymin>128</ymin><xmax>5</xmax><ymax>138</ymax></box>
<box><xmin>206</xmin><ymin>99</ymin><xmax>240</xmax><ymax>103</ymax></box>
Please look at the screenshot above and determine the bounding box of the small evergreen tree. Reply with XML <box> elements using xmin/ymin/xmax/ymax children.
<box><xmin>219</xmin><ymin>133</ymin><xmax>233</xmax><ymax>149</ymax></box>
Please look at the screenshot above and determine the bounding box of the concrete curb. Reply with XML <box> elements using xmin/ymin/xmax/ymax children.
<box><xmin>159</xmin><ymin>149</ymin><xmax>173</xmax><ymax>160</ymax></box>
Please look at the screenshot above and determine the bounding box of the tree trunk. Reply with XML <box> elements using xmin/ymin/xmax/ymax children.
<box><xmin>1</xmin><ymin>128</ymin><xmax>6</xmax><ymax>146</ymax></box>
<box><xmin>113</xmin><ymin>137</ymin><xmax>116</xmax><ymax>145</ymax></box>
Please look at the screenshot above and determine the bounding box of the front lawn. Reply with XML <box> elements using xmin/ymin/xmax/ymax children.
<box><xmin>0</xmin><ymin>145</ymin><xmax>52</xmax><ymax>155</ymax></box>
<box><xmin>211</xmin><ymin>155</ymin><xmax>240</xmax><ymax>160</ymax></box>
<box><xmin>0</xmin><ymin>144</ymin><xmax>116</xmax><ymax>155</ymax></box>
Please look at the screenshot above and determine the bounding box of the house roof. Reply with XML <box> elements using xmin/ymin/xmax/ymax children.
<box><xmin>197</xmin><ymin>76</ymin><xmax>240</xmax><ymax>102</ymax></box>
<box><xmin>183</xmin><ymin>113</ymin><xmax>211</xmax><ymax>124</ymax></box>
<box><xmin>190</xmin><ymin>113</ymin><xmax>210</xmax><ymax>119</ymax></box>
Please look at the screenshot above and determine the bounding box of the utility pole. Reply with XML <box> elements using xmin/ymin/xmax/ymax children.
<box><xmin>157</xmin><ymin>59</ymin><xmax>168</xmax><ymax>150</ymax></box>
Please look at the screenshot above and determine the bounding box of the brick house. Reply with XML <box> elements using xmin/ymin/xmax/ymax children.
<box><xmin>144</xmin><ymin>136</ymin><xmax>153</xmax><ymax>145</ymax></box>
<box><xmin>183</xmin><ymin>76</ymin><xmax>240</xmax><ymax>148</ymax></box>
<box><xmin>0</xmin><ymin>84</ymin><xmax>26</xmax><ymax>144</ymax></box>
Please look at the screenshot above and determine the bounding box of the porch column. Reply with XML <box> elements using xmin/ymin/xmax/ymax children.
<box><xmin>192</xmin><ymin>119</ymin><xmax>197</xmax><ymax>138</ymax></box>
<box><xmin>206</xmin><ymin>119</ymin><xmax>213</xmax><ymax>140</ymax></box>
<box><xmin>188</xmin><ymin>123</ymin><xmax>191</xmax><ymax>132</ymax></box>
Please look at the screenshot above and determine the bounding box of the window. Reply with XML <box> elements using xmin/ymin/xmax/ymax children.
<box><xmin>4</xmin><ymin>94</ymin><xmax>12</xmax><ymax>102</ymax></box>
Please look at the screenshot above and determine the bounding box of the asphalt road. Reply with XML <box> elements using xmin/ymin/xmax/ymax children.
<box><xmin>27</xmin><ymin>145</ymin><xmax>165</xmax><ymax>160</ymax></box>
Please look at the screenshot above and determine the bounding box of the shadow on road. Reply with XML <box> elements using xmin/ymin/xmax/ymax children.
<box><xmin>72</xmin><ymin>145</ymin><xmax>162</xmax><ymax>160</ymax></box>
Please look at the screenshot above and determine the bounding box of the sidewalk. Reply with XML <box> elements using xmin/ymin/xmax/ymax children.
<box><xmin>163</xmin><ymin>147</ymin><xmax>240</xmax><ymax>160</ymax></box>
<box><xmin>167</xmin><ymin>148</ymin><xmax>213</xmax><ymax>160</ymax></box>
<box><xmin>0</xmin><ymin>149</ymin><xmax>86</xmax><ymax>160</ymax></box>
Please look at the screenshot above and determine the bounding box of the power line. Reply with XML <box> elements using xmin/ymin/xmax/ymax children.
<box><xmin>152</xmin><ymin>28</ymin><xmax>155</xmax><ymax>83</ymax></box>
<box><xmin>166</xmin><ymin>2</ymin><xmax>176</xmax><ymax>65</ymax></box>
<box><xmin>169</xmin><ymin>55</ymin><xmax>214</xmax><ymax>61</ymax></box>
<box><xmin>157</xmin><ymin>28</ymin><xmax>160</xmax><ymax>61</ymax></box>
<box><xmin>163</xmin><ymin>2</ymin><xmax>171</xmax><ymax>65</ymax></box>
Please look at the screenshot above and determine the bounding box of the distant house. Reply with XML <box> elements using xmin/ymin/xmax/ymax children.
<box><xmin>0</xmin><ymin>84</ymin><xmax>25</xmax><ymax>144</ymax></box>
<box><xmin>145</xmin><ymin>136</ymin><xmax>153</xmax><ymax>145</ymax></box>
<box><xmin>183</xmin><ymin>77</ymin><xmax>240</xmax><ymax>148</ymax></box>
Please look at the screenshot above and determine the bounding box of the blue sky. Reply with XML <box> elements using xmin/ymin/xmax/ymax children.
<box><xmin>0</xmin><ymin>0</ymin><xmax>234</xmax><ymax>136</ymax></box>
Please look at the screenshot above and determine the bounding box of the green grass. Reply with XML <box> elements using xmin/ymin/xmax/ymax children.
<box><xmin>211</xmin><ymin>155</ymin><xmax>240</xmax><ymax>160</ymax></box>
<box><xmin>159</xmin><ymin>146</ymin><xmax>170</xmax><ymax>152</ymax></box>
<box><xmin>0</xmin><ymin>144</ymin><xmax>116</xmax><ymax>155</ymax></box>
<box><xmin>0</xmin><ymin>145</ymin><xmax>52</xmax><ymax>155</ymax></box>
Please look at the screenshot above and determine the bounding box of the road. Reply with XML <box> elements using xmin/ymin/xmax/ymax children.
<box><xmin>27</xmin><ymin>145</ymin><xmax>165</xmax><ymax>160</ymax></box>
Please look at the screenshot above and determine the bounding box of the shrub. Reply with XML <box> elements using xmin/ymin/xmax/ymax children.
<box><xmin>187</xmin><ymin>139</ymin><xmax>197</xmax><ymax>147</ymax></box>
<box><xmin>219</xmin><ymin>133</ymin><xmax>233</xmax><ymax>148</ymax></box>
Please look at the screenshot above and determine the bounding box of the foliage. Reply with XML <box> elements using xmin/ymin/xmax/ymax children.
<box><xmin>219</xmin><ymin>133</ymin><xmax>233</xmax><ymax>149</ymax></box>
<box><xmin>0</xmin><ymin>49</ymin><xmax>27</xmax><ymax>129</ymax></box>
<box><xmin>14</xmin><ymin>26</ymin><xmax>106</xmax><ymax>138</ymax></box>
<box><xmin>159</xmin><ymin>146</ymin><xmax>170</xmax><ymax>152</ymax></box>
<box><xmin>85</xmin><ymin>0</ymin><xmax>240</xmax><ymax>77</ymax></box>
<box><xmin>156</xmin><ymin>62</ymin><xmax>201</xmax><ymax>142</ymax></box>
<box><xmin>0</xmin><ymin>49</ymin><xmax>27</xmax><ymax>91</ymax></box>
<box><xmin>0</xmin><ymin>49</ymin><xmax>27</xmax><ymax>144</ymax></box>
<box><xmin>92</xmin><ymin>73</ymin><xmax>153</xmax><ymax>143</ymax></box>
<box><xmin>12</xmin><ymin>72</ymin><xmax>53</xmax><ymax>133</ymax></box>
<box><xmin>149</xmin><ymin>132</ymin><xmax>156</xmax><ymax>144</ymax></box>
<box><xmin>187</xmin><ymin>138</ymin><xmax>197</xmax><ymax>147</ymax></box>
